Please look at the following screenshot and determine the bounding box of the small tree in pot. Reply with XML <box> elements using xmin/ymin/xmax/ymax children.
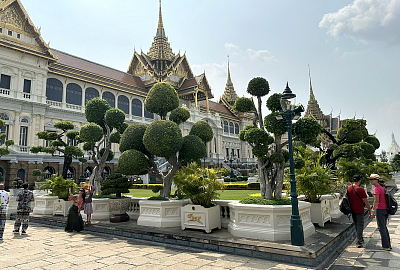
<box><xmin>39</xmin><ymin>174</ymin><xmax>78</xmax><ymax>200</ymax></box>
<box><xmin>101</xmin><ymin>173</ymin><xmax>131</xmax><ymax>222</ymax></box>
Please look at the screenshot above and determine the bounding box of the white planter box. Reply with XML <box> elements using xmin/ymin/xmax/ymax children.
<box><xmin>6</xmin><ymin>197</ymin><xmax>18</xmax><ymax>219</ymax></box>
<box><xmin>321</xmin><ymin>193</ymin><xmax>341</xmax><ymax>218</ymax></box>
<box><xmin>310</xmin><ymin>200</ymin><xmax>332</xmax><ymax>227</ymax></box>
<box><xmin>33</xmin><ymin>196</ymin><xmax>59</xmax><ymax>215</ymax></box>
<box><xmin>33</xmin><ymin>190</ymin><xmax>51</xmax><ymax>196</ymax></box>
<box><xmin>9</xmin><ymin>189</ymin><xmax>21</xmax><ymax>197</ymax></box>
<box><xmin>89</xmin><ymin>198</ymin><xmax>111</xmax><ymax>221</ymax></box>
<box><xmin>137</xmin><ymin>199</ymin><xmax>188</xmax><ymax>228</ymax></box>
<box><xmin>228</xmin><ymin>201</ymin><xmax>315</xmax><ymax>241</ymax></box>
<box><xmin>53</xmin><ymin>199</ymin><xmax>73</xmax><ymax>217</ymax></box>
<box><xmin>181</xmin><ymin>204</ymin><xmax>221</xmax><ymax>233</ymax></box>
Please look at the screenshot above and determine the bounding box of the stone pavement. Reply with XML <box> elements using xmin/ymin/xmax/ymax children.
<box><xmin>0</xmin><ymin>221</ymin><xmax>311</xmax><ymax>270</ymax></box>
<box><xmin>328</xmin><ymin>177</ymin><xmax>400</xmax><ymax>270</ymax></box>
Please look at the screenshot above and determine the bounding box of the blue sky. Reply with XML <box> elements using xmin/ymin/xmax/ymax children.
<box><xmin>23</xmin><ymin>0</ymin><xmax>400</xmax><ymax>153</ymax></box>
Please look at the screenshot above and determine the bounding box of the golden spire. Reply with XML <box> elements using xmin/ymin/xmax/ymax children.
<box><xmin>304</xmin><ymin>65</ymin><xmax>325</xmax><ymax>121</ymax></box>
<box><xmin>148</xmin><ymin>0</ymin><xmax>174</xmax><ymax>61</ymax></box>
<box><xmin>220</xmin><ymin>56</ymin><xmax>239</xmax><ymax>106</ymax></box>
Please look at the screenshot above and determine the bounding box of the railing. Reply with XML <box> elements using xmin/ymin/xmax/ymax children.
<box><xmin>66</xmin><ymin>104</ymin><xmax>81</xmax><ymax>110</ymax></box>
<box><xmin>0</xmin><ymin>88</ymin><xmax>10</xmax><ymax>95</ymax></box>
<box><xmin>214</xmin><ymin>200</ymin><xmax>239</xmax><ymax>228</ymax></box>
<box><xmin>126</xmin><ymin>197</ymin><xmax>147</xmax><ymax>220</ymax></box>
<box><xmin>46</xmin><ymin>100</ymin><xmax>61</xmax><ymax>107</ymax></box>
<box><xmin>23</xmin><ymin>93</ymin><xmax>31</xmax><ymax>99</ymax></box>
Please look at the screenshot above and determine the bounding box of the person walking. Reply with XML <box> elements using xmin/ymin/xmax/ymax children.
<box><xmin>0</xmin><ymin>183</ymin><xmax>10</xmax><ymax>240</ymax></box>
<box><xmin>13</xmin><ymin>183</ymin><xmax>34</xmax><ymax>235</ymax></box>
<box><xmin>369</xmin><ymin>173</ymin><xmax>391</xmax><ymax>251</ymax></box>
<box><xmin>348</xmin><ymin>175</ymin><xmax>373</xmax><ymax>248</ymax></box>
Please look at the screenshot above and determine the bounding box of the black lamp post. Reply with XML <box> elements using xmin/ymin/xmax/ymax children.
<box><xmin>226</xmin><ymin>149</ymin><xmax>236</xmax><ymax>178</ymax></box>
<box><xmin>279</xmin><ymin>82</ymin><xmax>305</xmax><ymax>246</ymax></box>
<box><xmin>79</xmin><ymin>161</ymin><xmax>86</xmax><ymax>183</ymax></box>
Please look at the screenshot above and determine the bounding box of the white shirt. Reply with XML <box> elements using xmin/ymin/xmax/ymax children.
<box><xmin>0</xmin><ymin>190</ymin><xmax>10</xmax><ymax>213</ymax></box>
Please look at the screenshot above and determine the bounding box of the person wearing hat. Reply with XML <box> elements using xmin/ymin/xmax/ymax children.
<box><xmin>347</xmin><ymin>175</ymin><xmax>373</xmax><ymax>248</ymax></box>
<box><xmin>369</xmin><ymin>173</ymin><xmax>391</xmax><ymax>251</ymax></box>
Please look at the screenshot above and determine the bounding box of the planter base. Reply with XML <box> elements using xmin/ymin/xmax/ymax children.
<box><xmin>110</xmin><ymin>213</ymin><xmax>130</xmax><ymax>223</ymax></box>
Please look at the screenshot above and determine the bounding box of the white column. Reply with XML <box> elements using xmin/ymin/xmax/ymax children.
<box><xmin>30</xmin><ymin>114</ymin><xmax>36</xmax><ymax>146</ymax></box>
<box><xmin>39</xmin><ymin>115</ymin><xmax>45</xmax><ymax>146</ymax></box>
<box><xmin>13</xmin><ymin>112</ymin><xmax>20</xmax><ymax>145</ymax></box>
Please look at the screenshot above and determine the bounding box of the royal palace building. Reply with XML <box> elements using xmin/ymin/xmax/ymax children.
<box><xmin>0</xmin><ymin>0</ymin><xmax>256</xmax><ymax>188</ymax></box>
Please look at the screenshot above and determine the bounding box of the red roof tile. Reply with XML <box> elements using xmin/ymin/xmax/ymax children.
<box><xmin>51</xmin><ymin>49</ymin><xmax>145</xmax><ymax>88</ymax></box>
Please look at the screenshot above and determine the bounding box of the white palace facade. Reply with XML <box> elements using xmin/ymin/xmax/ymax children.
<box><xmin>0</xmin><ymin>0</ymin><xmax>256</xmax><ymax>188</ymax></box>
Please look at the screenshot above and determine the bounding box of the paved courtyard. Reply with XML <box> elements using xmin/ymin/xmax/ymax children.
<box><xmin>0</xmin><ymin>221</ymin><xmax>310</xmax><ymax>270</ymax></box>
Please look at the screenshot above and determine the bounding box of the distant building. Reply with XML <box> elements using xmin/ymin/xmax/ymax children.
<box><xmin>0</xmin><ymin>0</ymin><xmax>255</xmax><ymax>188</ymax></box>
<box><xmin>387</xmin><ymin>133</ymin><xmax>400</xmax><ymax>161</ymax></box>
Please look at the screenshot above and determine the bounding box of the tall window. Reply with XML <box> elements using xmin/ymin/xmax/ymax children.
<box><xmin>66</xmin><ymin>83</ymin><xmax>82</xmax><ymax>105</ymax></box>
<box><xmin>226</xmin><ymin>148</ymin><xmax>230</xmax><ymax>158</ymax></box>
<box><xmin>118</xmin><ymin>95</ymin><xmax>129</xmax><ymax>114</ymax></box>
<box><xmin>144</xmin><ymin>108</ymin><xmax>153</xmax><ymax>119</ymax></box>
<box><xmin>0</xmin><ymin>125</ymin><xmax>8</xmax><ymax>144</ymax></box>
<box><xmin>102</xmin><ymin>91</ymin><xmax>115</xmax><ymax>107</ymax></box>
<box><xmin>224</xmin><ymin>121</ymin><xmax>228</xmax><ymax>133</ymax></box>
<box><xmin>229</xmin><ymin>122</ymin><xmax>234</xmax><ymax>134</ymax></box>
<box><xmin>67</xmin><ymin>137</ymin><xmax>76</xmax><ymax>146</ymax></box>
<box><xmin>237</xmin><ymin>149</ymin><xmax>240</xmax><ymax>159</ymax></box>
<box><xmin>131</xmin><ymin>98</ymin><xmax>142</xmax><ymax>117</ymax></box>
<box><xmin>0</xmin><ymin>74</ymin><xmax>11</xmax><ymax>89</ymax></box>
<box><xmin>66</xmin><ymin>167</ymin><xmax>75</xmax><ymax>180</ymax></box>
<box><xmin>19</xmin><ymin>126</ymin><xmax>28</xmax><ymax>146</ymax></box>
<box><xmin>235</xmin><ymin>123</ymin><xmax>239</xmax><ymax>134</ymax></box>
<box><xmin>85</xmin><ymin>87</ymin><xmax>99</xmax><ymax>104</ymax></box>
<box><xmin>17</xmin><ymin>169</ymin><xmax>26</xmax><ymax>183</ymax></box>
<box><xmin>46</xmin><ymin>78</ymin><xmax>63</xmax><ymax>102</ymax></box>
<box><xmin>23</xmin><ymin>79</ymin><xmax>31</xmax><ymax>93</ymax></box>
<box><xmin>44</xmin><ymin>166</ymin><xmax>55</xmax><ymax>179</ymax></box>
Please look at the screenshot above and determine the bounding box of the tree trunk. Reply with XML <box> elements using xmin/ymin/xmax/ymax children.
<box><xmin>160</xmin><ymin>156</ymin><xmax>179</xmax><ymax>198</ymax></box>
<box><xmin>257</xmin><ymin>96</ymin><xmax>263</xmax><ymax>129</ymax></box>
<box><xmin>274</xmin><ymin>163</ymin><xmax>285</xmax><ymax>199</ymax></box>
<box><xmin>62</xmin><ymin>155</ymin><xmax>72</xmax><ymax>179</ymax></box>
<box><xmin>258</xmin><ymin>159</ymin><xmax>267</xmax><ymax>198</ymax></box>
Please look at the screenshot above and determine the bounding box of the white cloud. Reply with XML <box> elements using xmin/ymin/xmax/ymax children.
<box><xmin>224</xmin><ymin>43</ymin><xmax>277</xmax><ymax>63</ymax></box>
<box><xmin>319</xmin><ymin>0</ymin><xmax>400</xmax><ymax>45</ymax></box>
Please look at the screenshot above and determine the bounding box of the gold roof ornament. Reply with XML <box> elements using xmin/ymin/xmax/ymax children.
<box><xmin>219</xmin><ymin>56</ymin><xmax>239</xmax><ymax>107</ymax></box>
<box><xmin>147</xmin><ymin>0</ymin><xmax>174</xmax><ymax>61</ymax></box>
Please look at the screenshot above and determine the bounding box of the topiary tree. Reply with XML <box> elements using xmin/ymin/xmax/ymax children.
<box><xmin>30</xmin><ymin>121</ymin><xmax>84</xmax><ymax>180</ymax></box>
<box><xmin>79</xmin><ymin>98</ymin><xmax>127</xmax><ymax>194</ymax></box>
<box><xmin>391</xmin><ymin>154</ymin><xmax>400</xmax><ymax>171</ymax></box>
<box><xmin>0</xmin><ymin>119</ymin><xmax>14</xmax><ymax>158</ymax></box>
<box><xmin>101</xmin><ymin>173</ymin><xmax>131</xmax><ymax>198</ymax></box>
<box><xmin>118</xmin><ymin>82</ymin><xmax>213</xmax><ymax>197</ymax></box>
<box><xmin>234</xmin><ymin>78</ymin><xmax>322</xmax><ymax>199</ymax></box>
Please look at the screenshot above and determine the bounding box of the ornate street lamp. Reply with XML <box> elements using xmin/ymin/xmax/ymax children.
<box><xmin>226</xmin><ymin>149</ymin><xmax>236</xmax><ymax>178</ymax></box>
<box><xmin>280</xmin><ymin>82</ymin><xmax>305</xmax><ymax>246</ymax></box>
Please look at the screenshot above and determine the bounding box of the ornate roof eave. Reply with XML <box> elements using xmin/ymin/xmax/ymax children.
<box><xmin>1</xmin><ymin>0</ymin><xmax>57</xmax><ymax>61</ymax></box>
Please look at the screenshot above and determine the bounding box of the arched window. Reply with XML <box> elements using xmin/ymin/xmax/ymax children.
<box><xmin>0</xmin><ymin>113</ymin><xmax>9</xmax><ymax>145</ymax></box>
<box><xmin>84</xmin><ymin>166</ymin><xmax>93</xmax><ymax>178</ymax></box>
<box><xmin>85</xmin><ymin>87</ymin><xmax>99</xmax><ymax>104</ymax></box>
<box><xmin>224</xmin><ymin>121</ymin><xmax>228</xmax><ymax>133</ymax></box>
<box><xmin>229</xmin><ymin>122</ymin><xmax>234</xmax><ymax>134</ymax></box>
<box><xmin>66</xmin><ymin>167</ymin><xmax>75</xmax><ymax>180</ymax></box>
<box><xmin>46</xmin><ymin>78</ymin><xmax>63</xmax><ymax>102</ymax></box>
<box><xmin>102</xmin><ymin>91</ymin><xmax>115</xmax><ymax>107</ymax></box>
<box><xmin>17</xmin><ymin>169</ymin><xmax>26</xmax><ymax>183</ymax></box>
<box><xmin>235</xmin><ymin>123</ymin><xmax>239</xmax><ymax>134</ymax></box>
<box><xmin>118</xmin><ymin>95</ymin><xmax>129</xmax><ymax>114</ymax></box>
<box><xmin>0</xmin><ymin>167</ymin><xmax>5</xmax><ymax>182</ymax></box>
<box><xmin>44</xmin><ymin>166</ymin><xmax>56</xmax><ymax>179</ymax></box>
<box><xmin>131</xmin><ymin>98</ymin><xmax>142</xmax><ymax>117</ymax></box>
<box><xmin>102</xmin><ymin>166</ymin><xmax>111</xmax><ymax>179</ymax></box>
<box><xmin>144</xmin><ymin>109</ymin><xmax>153</xmax><ymax>119</ymax></box>
<box><xmin>66</xmin><ymin>83</ymin><xmax>82</xmax><ymax>105</ymax></box>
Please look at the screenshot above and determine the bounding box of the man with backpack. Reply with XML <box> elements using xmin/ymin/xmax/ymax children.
<box><xmin>348</xmin><ymin>175</ymin><xmax>373</xmax><ymax>248</ymax></box>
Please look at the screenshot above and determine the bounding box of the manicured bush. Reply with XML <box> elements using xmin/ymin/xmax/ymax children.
<box><xmin>101</xmin><ymin>173</ymin><xmax>131</xmax><ymax>198</ymax></box>
<box><xmin>179</xmin><ymin>135</ymin><xmax>206</xmax><ymax>164</ymax></box>
<box><xmin>80</xmin><ymin>123</ymin><xmax>104</xmax><ymax>143</ymax></box>
<box><xmin>118</xmin><ymin>149</ymin><xmax>150</xmax><ymax>175</ymax></box>
<box><xmin>119</xmin><ymin>123</ymin><xmax>148</xmax><ymax>153</ymax></box>
<box><xmin>239</xmin><ymin>197</ymin><xmax>291</xmax><ymax>205</ymax></box>
<box><xmin>85</xmin><ymin>98</ymin><xmax>112</xmax><ymax>125</ymax></box>
<box><xmin>105</xmin><ymin>108</ymin><xmax>126</xmax><ymax>129</ymax></box>
<box><xmin>169</xmin><ymin>107</ymin><xmax>190</xmax><ymax>125</ymax></box>
<box><xmin>145</xmin><ymin>82</ymin><xmax>179</xmax><ymax>118</ymax></box>
<box><xmin>189</xmin><ymin>120</ymin><xmax>214</xmax><ymax>143</ymax></box>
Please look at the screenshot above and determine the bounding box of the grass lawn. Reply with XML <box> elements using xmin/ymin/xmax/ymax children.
<box><xmin>123</xmin><ymin>189</ymin><xmax>261</xmax><ymax>201</ymax></box>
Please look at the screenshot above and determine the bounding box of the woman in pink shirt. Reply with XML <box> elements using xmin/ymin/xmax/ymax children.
<box><xmin>369</xmin><ymin>173</ymin><xmax>391</xmax><ymax>251</ymax></box>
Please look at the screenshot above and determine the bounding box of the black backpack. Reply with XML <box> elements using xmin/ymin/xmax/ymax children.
<box><xmin>385</xmin><ymin>189</ymin><xmax>398</xmax><ymax>215</ymax></box>
<box><xmin>340</xmin><ymin>190</ymin><xmax>352</xmax><ymax>215</ymax></box>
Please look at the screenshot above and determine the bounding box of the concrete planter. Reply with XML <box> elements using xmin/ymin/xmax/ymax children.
<box><xmin>321</xmin><ymin>193</ymin><xmax>341</xmax><ymax>218</ymax></box>
<box><xmin>137</xmin><ymin>199</ymin><xmax>188</xmax><ymax>228</ymax></box>
<box><xmin>228</xmin><ymin>201</ymin><xmax>315</xmax><ymax>241</ymax></box>
<box><xmin>181</xmin><ymin>204</ymin><xmax>221</xmax><ymax>233</ymax></box>
<box><xmin>53</xmin><ymin>199</ymin><xmax>73</xmax><ymax>217</ymax></box>
<box><xmin>109</xmin><ymin>197</ymin><xmax>131</xmax><ymax>222</ymax></box>
<box><xmin>6</xmin><ymin>197</ymin><xmax>18</xmax><ymax>219</ymax></box>
<box><xmin>33</xmin><ymin>196</ymin><xmax>58</xmax><ymax>215</ymax></box>
<box><xmin>90</xmin><ymin>198</ymin><xmax>111</xmax><ymax>221</ymax></box>
<box><xmin>9</xmin><ymin>188</ymin><xmax>21</xmax><ymax>197</ymax></box>
<box><xmin>310</xmin><ymin>200</ymin><xmax>332</xmax><ymax>227</ymax></box>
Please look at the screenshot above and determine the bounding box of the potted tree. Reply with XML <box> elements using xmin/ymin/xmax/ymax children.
<box><xmin>36</xmin><ymin>175</ymin><xmax>78</xmax><ymax>216</ymax></box>
<box><xmin>100</xmin><ymin>173</ymin><xmax>131</xmax><ymax>222</ymax></box>
<box><xmin>10</xmin><ymin>177</ymin><xmax>23</xmax><ymax>196</ymax></box>
<box><xmin>294</xmin><ymin>147</ymin><xmax>336</xmax><ymax>227</ymax></box>
<box><xmin>173</xmin><ymin>163</ymin><xmax>225</xmax><ymax>233</ymax></box>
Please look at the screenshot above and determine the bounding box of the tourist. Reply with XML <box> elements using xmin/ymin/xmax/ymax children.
<box><xmin>347</xmin><ymin>175</ymin><xmax>373</xmax><ymax>248</ymax></box>
<box><xmin>13</xmin><ymin>183</ymin><xmax>34</xmax><ymax>235</ymax></box>
<box><xmin>65</xmin><ymin>188</ymin><xmax>85</xmax><ymax>232</ymax></box>
<box><xmin>0</xmin><ymin>183</ymin><xmax>10</xmax><ymax>240</ymax></box>
<box><xmin>369</xmin><ymin>173</ymin><xmax>391</xmax><ymax>251</ymax></box>
<box><xmin>84</xmin><ymin>185</ymin><xmax>94</xmax><ymax>225</ymax></box>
